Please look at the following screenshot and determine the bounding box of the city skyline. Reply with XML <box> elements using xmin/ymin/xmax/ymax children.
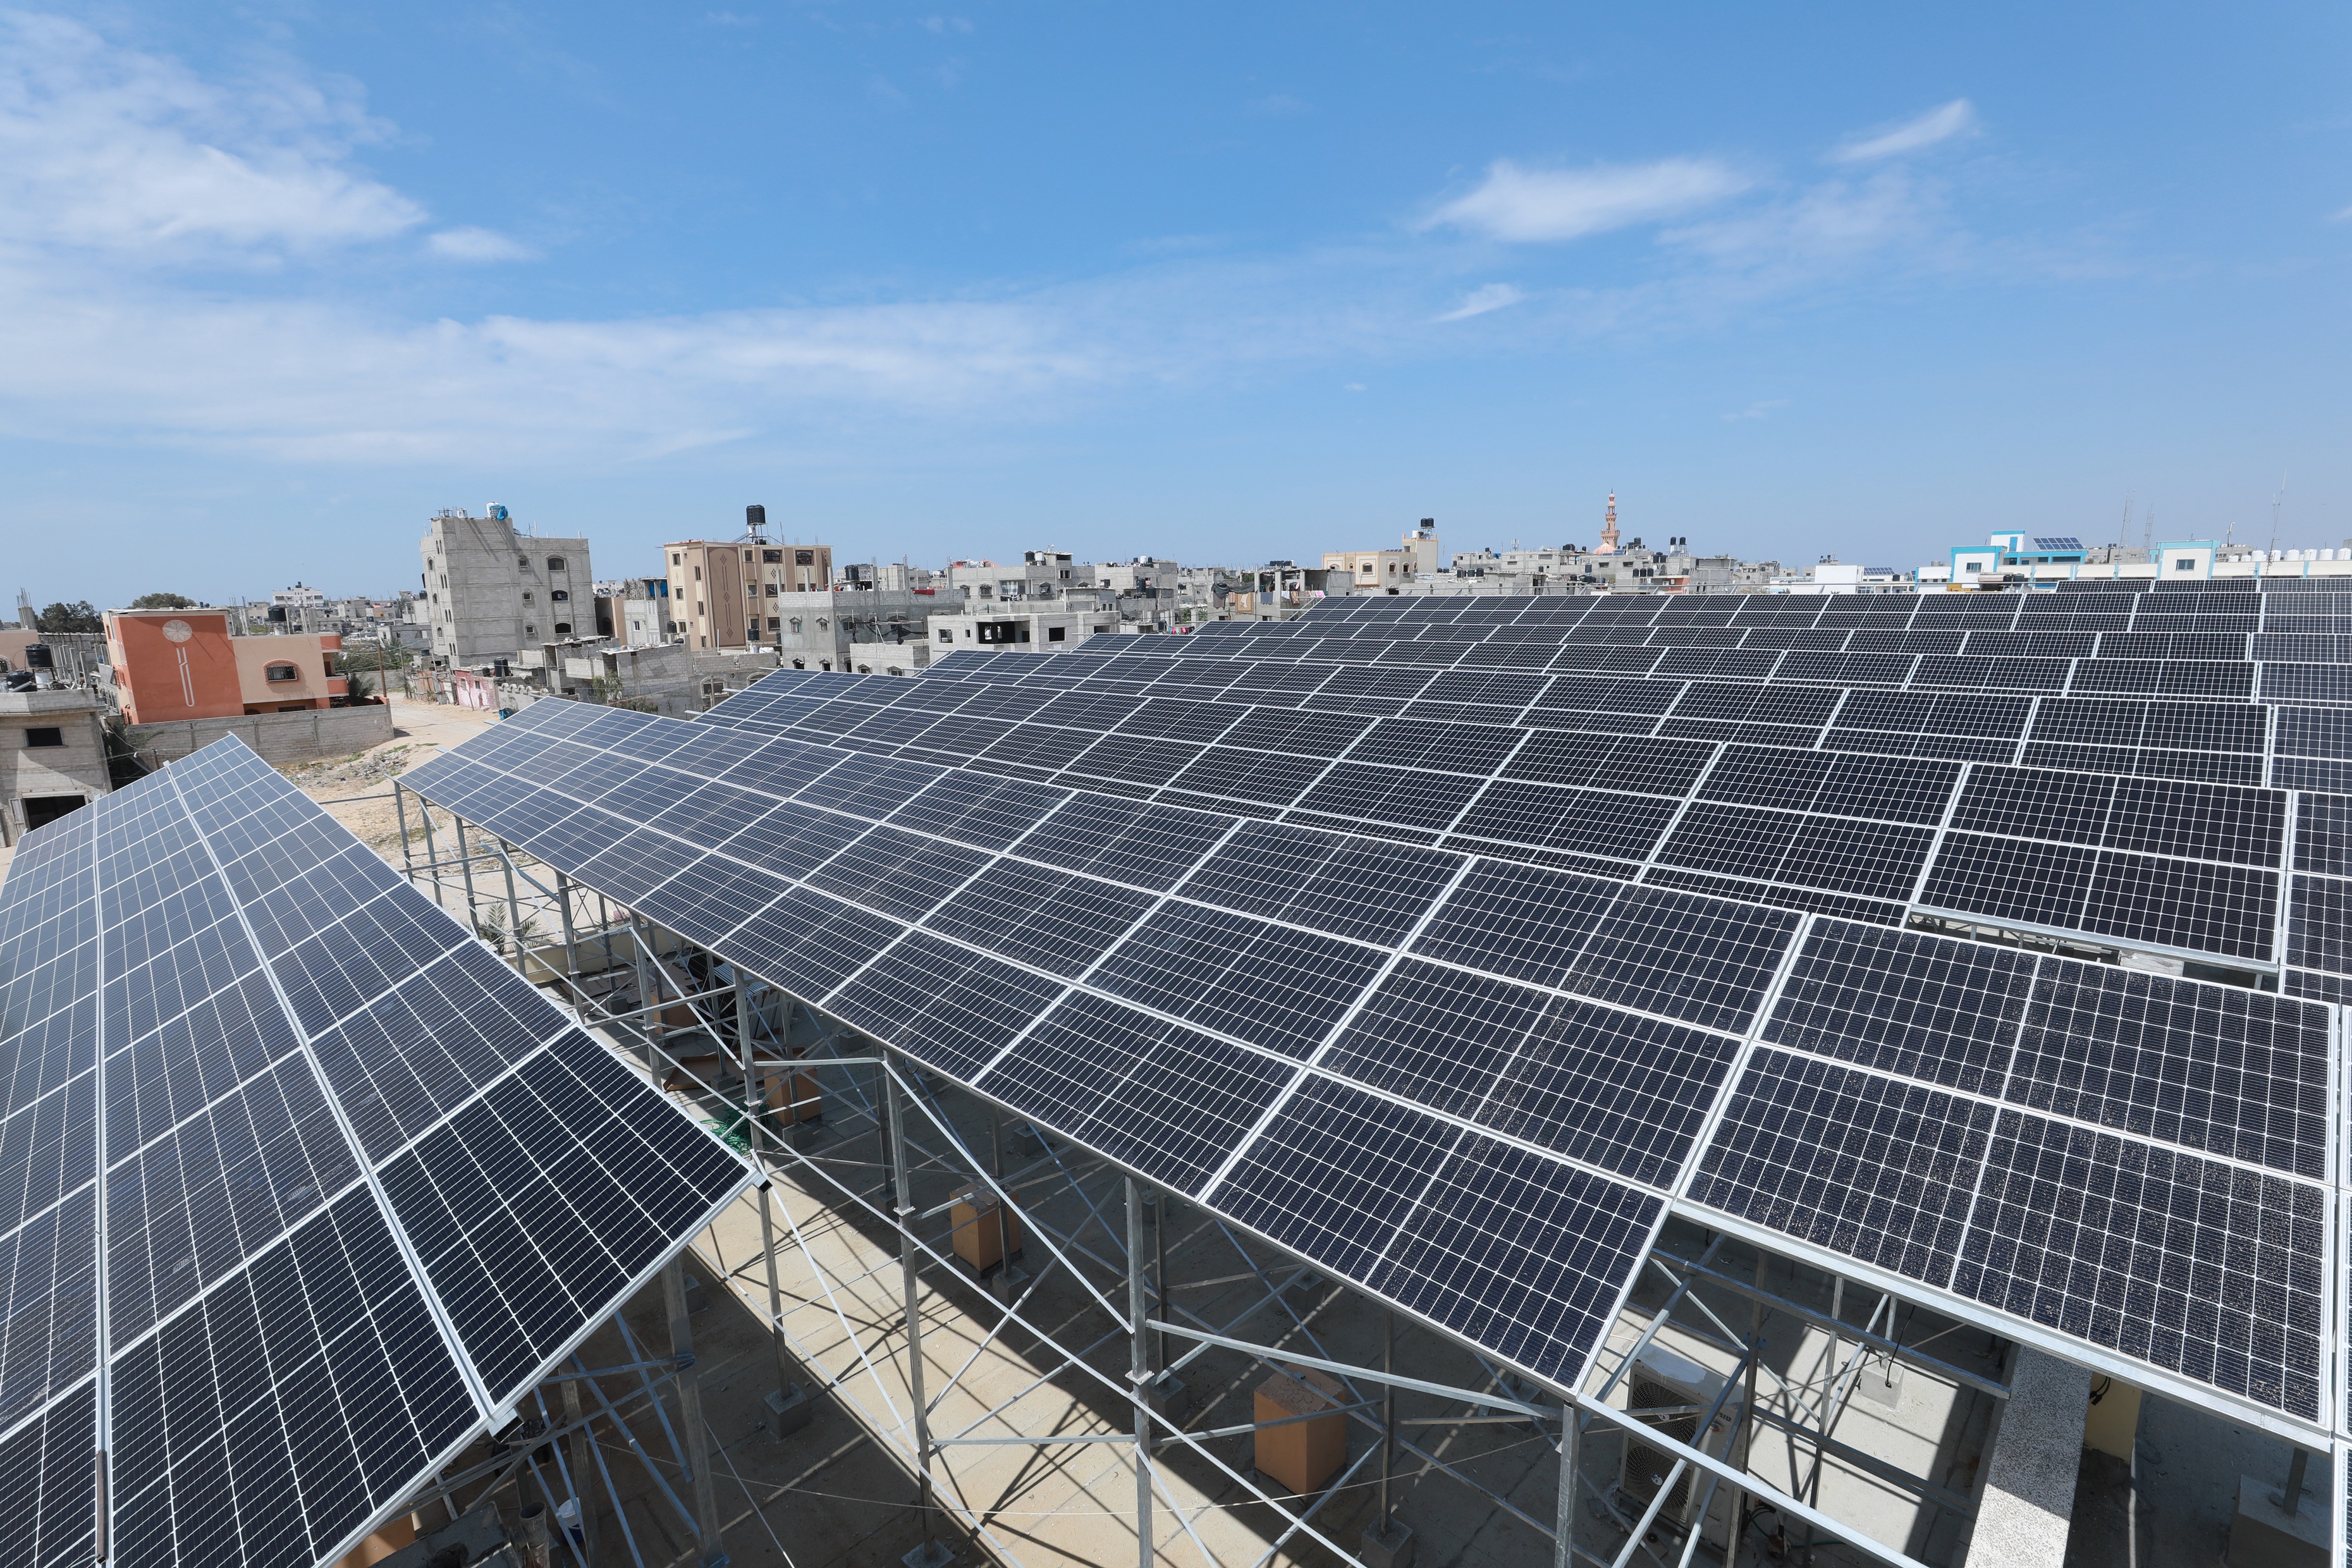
<box><xmin>3</xmin><ymin>1</ymin><xmax>2346</xmax><ymax>605</ymax></box>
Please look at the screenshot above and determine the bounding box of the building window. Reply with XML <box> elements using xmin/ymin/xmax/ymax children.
<box><xmin>938</xmin><ymin>629</ymin><xmax>952</xmax><ymax>643</ymax></box>
<box><xmin>1048</xmin><ymin>626</ymin><xmax>1067</xmax><ymax>642</ymax></box>
<box><xmin>553</xmin><ymin>622</ymin><xmax>572</xmax><ymax>635</ymax></box>
<box><xmin>518</xmin><ymin>555</ymin><xmax>529</xmax><ymax>569</ymax></box>
<box><xmin>522</xmin><ymin>591</ymin><xmax>534</xmax><ymax>603</ymax></box>
<box><xmin>550</xmin><ymin>589</ymin><xmax>568</xmax><ymax>601</ymax></box>
<box><xmin>796</xmin><ymin>549</ymin><xmax>815</xmax><ymax>566</ymax></box>
<box><xmin>25</xmin><ymin>727</ymin><xmax>63</xmax><ymax>747</ymax></box>
<box><xmin>694</xmin><ymin>566</ymin><xmax>702</xmax><ymax>580</ymax></box>
<box><xmin>764</xmin><ymin>584</ymin><xmax>777</xmax><ymax>596</ymax></box>
<box><xmin>547</xmin><ymin>556</ymin><xmax>566</xmax><ymax>571</ymax></box>
<box><xmin>525</xmin><ymin>625</ymin><xmax>536</xmax><ymax>637</ymax></box>
<box><xmin>264</xmin><ymin>663</ymin><xmax>299</xmax><ymax>682</ymax></box>
<box><xmin>671</xmin><ymin>553</ymin><xmax>682</xmax><ymax>565</ymax></box>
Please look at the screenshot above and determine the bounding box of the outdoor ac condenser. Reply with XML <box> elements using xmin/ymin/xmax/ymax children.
<box><xmin>1619</xmin><ymin>1344</ymin><xmax>1736</xmax><ymax>1540</ymax></box>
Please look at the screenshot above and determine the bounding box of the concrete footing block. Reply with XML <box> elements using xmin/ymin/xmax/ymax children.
<box><xmin>900</xmin><ymin>1540</ymin><xmax>956</xmax><ymax>1568</ymax></box>
<box><xmin>2226</xmin><ymin>1473</ymin><xmax>2327</xmax><ymax>1567</ymax></box>
<box><xmin>764</xmin><ymin>1383</ymin><xmax>812</xmax><ymax>1437</ymax></box>
<box><xmin>1358</xmin><ymin>1516</ymin><xmax>1416</xmax><ymax>1568</ymax></box>
<box><xmin>1143</xmin><ymin>1371</ymin><xmax>1188</xmax><ymax>1423</ymax></box>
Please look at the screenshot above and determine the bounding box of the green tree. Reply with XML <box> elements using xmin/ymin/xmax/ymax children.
<box><xmin>35</xmin><ymin>600</ymin><xmax>101</xmax><ymax>633</ymax></box>
<box><xmin>128</xmin><ymin>592</ymin><xmax>197</xmax><ymax>610</ymax></box>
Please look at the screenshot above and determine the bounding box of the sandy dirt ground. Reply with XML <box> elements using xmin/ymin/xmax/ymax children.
<box><xmin>282</xmin><ymin>692</ymin><xmax>499</xmax><ymax>859</ymax></box>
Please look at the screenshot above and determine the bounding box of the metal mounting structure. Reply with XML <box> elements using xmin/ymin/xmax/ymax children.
<box><xmin>374</xmin><ymin>782</ymin><xmax>2030</xmax><ymax>1568</ymax></box>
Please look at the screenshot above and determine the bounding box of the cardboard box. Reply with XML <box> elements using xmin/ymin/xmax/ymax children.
<box><xmin>1254</xmin><ymin>1367</ymin><xmax>1346</xmax><ymax>1494</ymax></box>
<box><xmin>949</xmin><ymin>1183</ymin><xmax>1023</xmax><ymax>1271</ymax></box>
<box><xmin>766</xmin><ymin>1067</ymin><xmax>822</xmax><ymax>1123</ymax></box>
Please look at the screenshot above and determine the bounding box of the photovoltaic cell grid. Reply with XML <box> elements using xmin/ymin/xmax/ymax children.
<box><xmin>703</xmin><ymin>661</ymin><xmax>2297</xmax><ymax>966</ymax></box>
<box><xmin>403</xmin><ymin>701</ymin><xmax>1811</xmax><ymax>1385</ymax></box>
<box><xmin>405</xmin><ymin>695</ymin><xmax>2341</xmax><ymax>1430</ymax></box>
<box><xmin>1685</xmin><ymin>919</ymin><xmax>2333</xmax><ymax>1419</ymax></box>
<box><xmin>0</xmin><ymin>739</ymin><xmax>752</xmax><ymax>1568</ymax></box>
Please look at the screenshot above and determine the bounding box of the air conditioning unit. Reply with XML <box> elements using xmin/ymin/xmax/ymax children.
<box><xmin>1619</xmin><ymin>1344</ymin><xmax>1736</xmax><ymax>1541</ymax></box>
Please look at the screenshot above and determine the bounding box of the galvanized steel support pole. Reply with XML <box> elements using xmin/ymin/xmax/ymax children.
<box><xmin>1126</xmin><ymin>1178</ymin><xmax>1154</xmax><ymax>1568</ymax></box>
<box><xmin>394</xmin><ymin>783</ymin><xmax>415</xmax><ymax>888</ymax></box>
<box><xmin>737</xmin><ymin>972</ymin><xmax>797</xmax><ymax>1410</ymax></box>
<box><xmin>1153</xmin><ymin>1192</ymin><xmax>1170</xmax><ymax>1376</ymax></box>
<box><xmin>886</xmin><ymin>1061</ymin><xmax>941</xmax><ymax>1546</ymax></box>
<box><xmin>1553</xmin><ymin>1400</ymin><xmax>1579</xmax><ymax>1568</ymax></box>
<box><xmin>556</xmin><ymin>869</ymin><xmax>581</xmax><ymax>986</ymax></box>
<box><xmin>661</xmin><ymin>1259</ymin><xmax>726</xmax><ymax>1567</ymax></box>
<box><xmin>418</xmin><ymin>797</ymin><xmax>446</xmax><ymax>909</ymax></box>
<box><xmin>632</xmin><ymin>916</ymin><xmax>661</xmax><ymax>1072</ymax></box>
<box><xmin>560</xmin><ymin>1374</ymin><xmax>597</xmax><ymax>1565</ymax></box>
<box><xmin>499</xmin><ymin>842</ymin><xmax>525</xmax><ymax>965</ymax></box>
<box><xmin>454</xmin><ymin>818</ymin><xmax>481</xmax><ymax>934</ymax></box>
<box><xmin>1378</xmin><ymin>1308</ymin><xmax>1397</xmax><ymax>1529</ymax></box>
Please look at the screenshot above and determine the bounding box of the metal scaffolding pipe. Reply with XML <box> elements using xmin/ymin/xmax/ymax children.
<box><xmin>1125</xmin><ymin>1177</ymin><xmax>1154</xmax><ymax>1568</ymax></box>
<box><xmin>661</xmin><ymin>1259</ymin><xmax>726</xmax><ymax>1567</ymax></box>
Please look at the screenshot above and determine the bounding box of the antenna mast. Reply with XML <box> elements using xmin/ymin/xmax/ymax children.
<box><xmin>2269</xmin><ymin>472</ymin><xmax>2287</xmax><ymax>557</ymax></box>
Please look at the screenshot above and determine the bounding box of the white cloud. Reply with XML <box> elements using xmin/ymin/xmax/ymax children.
<box><xmin>0</xmin><ymin>12</ymin><xmax>423</xmax><ymax>257</ymax></box>
<box><xmin>429</xmin><ymin>226</ymin><xmax>537</xmax><ymax>262</ymax></box>
<box><xmin>1435</xmin><ymin>282</ymin><xmax>1526</xmax><ymax>321</ymax></box>
<box><xmin>1830</xmin><ymin>99</ymin><xmax>1978</xmax><ymax>163</ymax></box>
<box><xmin>1422</xmin><ymin>157</ymin><xmax>1748</xmax><ymax>243</ymax></box>
<box><xmin>1665</xmin><ymin>171</ymin><xmax>1940</xmax><ymax>269</ymax></box>
<box><xmin>1722</xmin><ymin>398</ymin><xmax>1787</xmax><ymax>421</ymax></box>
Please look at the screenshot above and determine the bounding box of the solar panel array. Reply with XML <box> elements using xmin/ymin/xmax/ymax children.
<box><xmin>704</xmin><ymin>649</ymin><xmax>2314</xmax><ymax>986</ymax></box>
<box><xmin>0</xmin><ymin>740</ymin><xmax>752</xmax><ymax>1568</ymax></box>
<box><xmin>402</xmin><ymin>593</ymin><xmax>2343</xmax><ymax>1436</ymax></box>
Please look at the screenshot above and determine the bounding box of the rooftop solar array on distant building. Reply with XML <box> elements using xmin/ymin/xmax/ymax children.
<box><xmin>0</xmin><ymin>740</ymin><xmax>751</xmax><ymax>1568</ymax></box>
<box><xmin>400</xmin><ymin>591</ymin><xmax>2347</xmax><ymax>1442</ymax></box>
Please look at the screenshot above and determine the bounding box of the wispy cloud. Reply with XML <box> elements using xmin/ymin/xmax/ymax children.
<box><xmin>1722</xmin><ymin>398</ymin><xmax>1787</xmax><ymax>421</ymax></box>
<box><xmin>1435</xmin><ymin>282</ymin><xmax>1526</xmax><ymax>321</ymax></box>
<box><xmin>429</xmin><ymin>226</ymin><xmax>537</xmax><ymax>262</ymax></box>
<box><xmin>1831</xmin><ymin>99</ymin><xmax>1978</xmax><ymax>163</ymax></box>
<box><xmin>0</xmin><ymin>16</ymin><xmax>2049</xmax><ymax>472</ymax></box>
<box><xmin>919</xmin><ymin>16</ymin><xmax>974</xmax><ymax>35</ymax></box>
<box><xmin>0</xmin><ymin>11</ymin><xmax>422</xmax><ymax>257</ymax></box>
<box><xmin>1422</xmin><ymin>157</ymin><xmax>1749</xmax><ymax>242</ymax></box>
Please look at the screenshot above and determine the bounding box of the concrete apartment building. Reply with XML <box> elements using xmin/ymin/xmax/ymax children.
<box><xmin>594</xmin><ymin>578</ymin><xmax>672</xmax><ymax>647</ymax></box>
<box><xmin>928</xmin><ymin>606</ymin><xmax>1119</xmax><ymax>652</ymax></box>
<box><xmin>419</xmin><ymin>506</ymin><xmax>593</xmax><ymax>667</ymax></box>
<box><xmin>667</xmin><ymin>537</ymin><xmax>833</xmax><ymax>650</ymax></box>
<box><xmin>945</xmin><ymin>549</ymin><xmax>1089</xmax><ymax>605</ymax></box>
<box><xmin>1323</xmin><ymin>520</ymin><xmax>1443</xmax><ymax>592</ymax></box>
<box><xmin>108</xmin><ymin>609</ymin><xmax>350</xmax><ymax>721</ymax></box>
<box><xmin>1</xmin><ymin>687</ymin><xmax>111</xmax><ymax>844</ymax></box>
<box><xmin>776</xmin><ymin>590</ymin><xmax>931</xmax><ymax>672</ymax></box>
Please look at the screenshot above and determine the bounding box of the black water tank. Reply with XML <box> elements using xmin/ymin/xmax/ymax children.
<box><xmin>23</xmin><ymin>643</ymin><xmax>53</xmax><ymax>670</ymax></box>
<box><xmin>746</xmin><ymin>503</ymin><xmax>766</xmax><ymax>530</ymax></box>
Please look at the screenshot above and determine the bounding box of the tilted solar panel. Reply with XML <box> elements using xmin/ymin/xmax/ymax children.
<box><xmin>713</xmin><ymin>663</ymin><xmax>2293</xmax><ymax>966</ymax></box>
<box><xmin>407</xmin><ymin>697</ymin><xmax>2339</xmax><ymax>1440</ymax></box>
<box><xmin>0</xmin><ymin>740</ymin><xmax>752</xmax><ymax>1568</ymax></box>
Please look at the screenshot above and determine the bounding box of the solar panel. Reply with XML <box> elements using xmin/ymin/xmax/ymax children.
<box><xmin>0</xmin><ymin>739</ymin><xmax>752</xmax><ymax>1568</ymax></box>
<box><xmin>718</xmin><ymin>663</ymin><xmax>2291</xmax><ymax>962</ymax></box>
<box><xmin>407</xmin><ymin>690</ymin><xmax>2340</xmax><ymax>1436</ymax></box>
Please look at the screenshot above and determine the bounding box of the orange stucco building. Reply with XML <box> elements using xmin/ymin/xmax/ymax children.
<box><xmin>108</xmin><ymin>609</ymin><xmax>348</xmax><ymax>725</ymax></box>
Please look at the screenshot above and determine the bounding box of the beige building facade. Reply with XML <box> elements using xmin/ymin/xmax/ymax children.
<box><xmin>666</xmin><ymin>540</ymin><xmax>834</xmax><ymax>650</ymax></box>
<box><xmin>1</xmin><ymin>688</ymin><xmax>111</xmax><ymax>843</ymax></box>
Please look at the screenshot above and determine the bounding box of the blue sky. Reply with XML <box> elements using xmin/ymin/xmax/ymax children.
<box><xmin>3</xmin><ymin>2</ymin><xmax>2347</xmax><ymax>606</ymax></box>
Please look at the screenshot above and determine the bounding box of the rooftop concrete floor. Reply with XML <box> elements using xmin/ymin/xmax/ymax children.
<box><xmin>541</xmin><ymin>1080</ymin><xmax>1601</xmax><ymax>1568</ymax></box>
